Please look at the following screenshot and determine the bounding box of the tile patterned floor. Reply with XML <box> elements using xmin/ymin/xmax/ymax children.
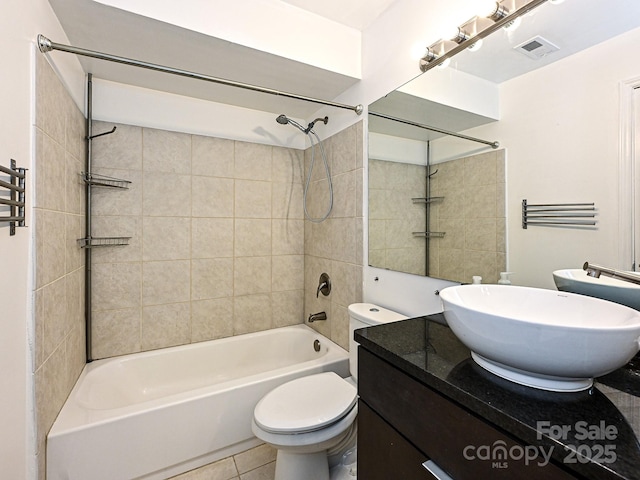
<box><xmin>170</xmin><ymin>443</ymin><xmax>276</xmax><ymax>480</ymax></box>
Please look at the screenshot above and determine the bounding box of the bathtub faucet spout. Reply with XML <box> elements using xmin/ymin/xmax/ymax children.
<box><xmin>308</xmin><ymin>311</ymin><xmax>327</xmax><ymax>323</ymax></box>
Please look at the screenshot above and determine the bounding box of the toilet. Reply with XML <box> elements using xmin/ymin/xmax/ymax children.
<box><xmin>251</xmin><ymin>303</ymin><xmax>408</xmax><ymax>480</ymax></box>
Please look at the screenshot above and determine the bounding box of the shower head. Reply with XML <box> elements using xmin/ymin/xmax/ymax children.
<box><xmin>275</xmin><ymin>114</ymin><xmax>307</xmax><ymax>133</ymax></box>
<box><xmin>276</xmin><ymin>114</ymin><xmax>328</xmax><ymax>134</ymax></box>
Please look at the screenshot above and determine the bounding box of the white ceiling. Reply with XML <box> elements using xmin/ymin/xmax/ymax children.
<box><xmin>452</xmin><ymin>0</ymin><xmax>640</xmax><ymax>83</ymax></box>
<box><xmin>278</xmin><ymin>0</ymin><xmax>397</xmax><ymax>30</ymax></box>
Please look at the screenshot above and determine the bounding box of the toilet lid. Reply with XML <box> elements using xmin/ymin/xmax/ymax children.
<box><xmin>254</xmin><ymin>372</ymin><xmax>357</xmax><ymax>434</ymax></box>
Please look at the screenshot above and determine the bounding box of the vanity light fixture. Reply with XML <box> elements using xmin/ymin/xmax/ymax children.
<box><xmin>423</xmin><ymin>47</ymin><xmax>452</xmax><ymax>68</ymax></box>
<box><xmin>422</xmin><ymin>48</ymin><xmax>439</xmax><ymax>63</ymax></box>
<box><xmin>447</xmin><ymin>26</ymin><xmax>471</xmax><ymax>44</ymax></box>
<box><xmin>480</xmin><ymin>1</ymin><xmax>510</xmax><ymax>22</ymax></box>
<box><xmin>419</xmin><ymin>0</ymin><xmax>548</xmax><ymax>73</ymax></box>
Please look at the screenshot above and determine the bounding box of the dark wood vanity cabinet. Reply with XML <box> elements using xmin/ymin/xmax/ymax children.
<box><xmin>357</xmin><ymin>347</ymin><xmax>578</xmax><ymax>480</ymax></box>
<box><xmin>358</xmin><ymin>401</ymin><xmax>439</xmax><ymax>479</ymax></box>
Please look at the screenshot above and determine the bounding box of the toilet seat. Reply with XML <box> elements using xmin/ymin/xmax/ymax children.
<box><xmin>254</xmin><ymin>372</ymin><xmax>357</xmax><ymax>434</ymax></box>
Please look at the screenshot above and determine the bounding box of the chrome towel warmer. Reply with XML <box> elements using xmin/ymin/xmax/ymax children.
<box><xmin>0</xmin><ymin>160</ymin><xmax>27</xmax><ymax>236</ymax></box>
<box><xmin>522</xmin><ymin>199</ymin><xmax>597</xmax><ymax>229</ymax></box>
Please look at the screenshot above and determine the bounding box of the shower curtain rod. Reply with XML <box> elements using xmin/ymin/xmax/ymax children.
<box><xmin>37</xmin><ymin>35</ymin><xmax>364</xmax><ymax>115</ymax></box>
<box><xmin>369</xmin><ymin>111</ymin><xmax>499</xmax><ymax>149</ymax></box>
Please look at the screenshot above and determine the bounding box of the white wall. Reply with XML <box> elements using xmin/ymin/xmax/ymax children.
<box><xmin>368</xmin><ymin>132</ymin><xmax>426</xmax><ymax>165</ymax></box>
<box><xmin>92</xmin><ymin>79</ymin><xmax>308</xmax><ymax>150</ymax></box>
<box><xmin>0</xmin><ymin>1</ymin><xmax>84</xmax><ymax>477</ymax></box>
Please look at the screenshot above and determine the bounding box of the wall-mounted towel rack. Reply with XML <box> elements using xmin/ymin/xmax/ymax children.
<box><xmin>522</xmin><ymin>199</ymin><xmax>597</xmax><ymax>229</ymax></box>
<box><xmin>0</xmin><ymin>160</ymin><xmax>27</xmax><ymax>236</ymax></box>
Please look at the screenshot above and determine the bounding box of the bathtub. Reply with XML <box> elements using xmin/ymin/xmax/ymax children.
<box><xmin>47</xmin><ymin>324</ymin><xmax>349</xmax><ymax>480</ymax></box>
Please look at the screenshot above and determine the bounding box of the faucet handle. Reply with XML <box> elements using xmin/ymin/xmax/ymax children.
<box><xmin>316</xmin><ymin>273</ymin><xmax>331</xmax><ymax>298</ymax></box>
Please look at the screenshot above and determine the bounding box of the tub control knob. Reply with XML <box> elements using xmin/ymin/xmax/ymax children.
<box><xmin>316</xmin><ymin>273</ymin><xmax>331</xmax><ymax>298</ymax></box>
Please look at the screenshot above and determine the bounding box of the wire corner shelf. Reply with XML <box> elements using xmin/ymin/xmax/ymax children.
<box><xmin>413</xmin><ymin>231</ymin><xmax>446</xmax><ymax>238</ymax></box>
<box><xmin>78</xmin><ymin>236</ymin><xmax>131</xmax><ymax>248</ymax></box>
<box><xmin>412</xmin><ymin>197</ymin><xmax>444</xmax><ymax>204</ymax></box>
<box><xmin>83</xmin><ymin>172</ymin><xmax>131</xmax><ymax>189</ymax></box>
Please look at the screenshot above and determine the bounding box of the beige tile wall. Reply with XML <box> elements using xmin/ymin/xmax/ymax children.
<box><xmin>304</xmin><ymin>121</ymin><xmax>364</xmax><ymax>350</ymax></box>
<box><xmin>90</xmin><ymin>122</ymin><xmax>305</xmax><ymax>358</ymax></box>
<box><xmin>368</xmin><ymin>159</ymin><xmax>427</xmax><ymax>275</ymax></box>
<box><xmin>34</xmin><ymin>53</ymin><xmax>87</xmax><ymax>479</ymax></box>
<box><xmin>429</xmin><ymin>149</ymin><xmax>506</xmax><ymax>283</ymax></box>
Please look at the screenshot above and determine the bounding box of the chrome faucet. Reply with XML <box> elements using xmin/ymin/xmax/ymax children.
<box><xmin>308</xmin><ymin>312</ymin><xmax>327</xmax><ymax>323</ymax></box>
<box><xmin>316</xmin><ymin>273</ymin><xmax>331</xmax><ymax>298</ymax></box>
<box><xmin>583</xmin><ymin>262</ymin><xmax>640</xmax><ymax>286</ymax></box>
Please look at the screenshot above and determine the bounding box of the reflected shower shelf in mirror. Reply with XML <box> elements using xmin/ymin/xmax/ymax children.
<box><xmin>412</xmin><ymin>197</ymin><xmax>444</xmax><ymax>204</ymax></box>
<box><xmin>78</xmin><ymin>236</ymin><xmax>131</xmax><ymax>248</ymax></box>
<box><xmin>412</xmin><ymin>231</ymin><xmax>445</xmax><ymax>238</ymax></box>
<box><xmin>83</xmin><ymin>172</ymin><xmax>131</xmax><ymax>189</ymax></box>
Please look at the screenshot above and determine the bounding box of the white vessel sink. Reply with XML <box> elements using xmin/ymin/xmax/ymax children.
<box><xmin>439</xmin><ymin>285</ymin><xmax>640</xmax><ymax>392</ymax></box>
<box><xmin>553</xmin><ymin>268</ymin><xmax>640</xmax><ymax>310</ymax></box>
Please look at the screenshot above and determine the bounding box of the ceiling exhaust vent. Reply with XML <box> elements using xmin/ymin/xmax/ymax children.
<box><xmin>514</xmin><ymin>36</ymin><xmax>559</xmax><ymax>60</ymax></box>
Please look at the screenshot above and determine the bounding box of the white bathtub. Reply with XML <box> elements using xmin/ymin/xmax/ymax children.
<box><xmin>47</xmin><ymin>325</ymin><xmax>349</xmax><ymax>480</ymax></box>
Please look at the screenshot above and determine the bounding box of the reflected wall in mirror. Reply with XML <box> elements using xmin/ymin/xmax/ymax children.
<box><xmin>367</xmin><ymin>0</ymin><xmax>640</xmax><ymax>287</ymax></box>
<box><xmin>368</xmin><ymin>138</ymin><xmax>505</xmax><ymax>282</ymax></box>
<box><xmin>429</xmin><ymin>150</ymin><xmax>505</xmax><ymax>283</ymax></box>
<box><xmin>368</xmin><ymin>158</ymin><xmax>427</xmax><ymax>276</ymax></box>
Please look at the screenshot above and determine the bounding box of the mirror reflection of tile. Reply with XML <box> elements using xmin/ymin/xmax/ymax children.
<box><xmin>369</xmin><ymin>149</ymin><xmax>505</xmax><ymax>282</ymax></box>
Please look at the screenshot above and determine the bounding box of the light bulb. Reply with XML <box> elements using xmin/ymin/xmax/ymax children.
<box><xmin>440</xmin><ymin>26</ymin><xmax>462</xmax><ymax>42</ymax></box>
<box><xmin>410</xmin><ymin>41</ymin><xmax>429</xmax><ymax>60</ymax></box>
<box><xmin>549</xmin><ymin>0</ymin><xmax>565</xmax><ymax>4</ymax></box>
<box><xmin>477</xmin><ymin>0</ymin><xmax>499</xmax><ymax>18</ymax></box>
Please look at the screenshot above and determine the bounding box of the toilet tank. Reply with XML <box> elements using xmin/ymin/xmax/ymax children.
<box><xmin>348</xmin><ymin>303</ymin><xmax>408</xmax><ymax>380</ymax></box>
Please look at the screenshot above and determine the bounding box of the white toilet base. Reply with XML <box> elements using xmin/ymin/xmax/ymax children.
<box><xmin>275</xmin><ymin>450</ymin><xmax>330</xmax><ymax>480</ymax></box>
<box><xmin>254</xmin><ymin>412</ymin><xmax>357</xmax><ymax>480</ymax></box>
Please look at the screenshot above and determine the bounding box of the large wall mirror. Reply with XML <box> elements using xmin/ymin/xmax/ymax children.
<box><xmin>368</xmin><ymin>0</ymin><xmax>640</xmax><ymax>286</ymax></box>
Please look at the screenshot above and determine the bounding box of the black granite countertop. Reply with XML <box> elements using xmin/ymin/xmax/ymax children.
<box><xmin>355</xmin><ymin>314</ymin><xmax>640</xmax><ymax>480</ymax></box>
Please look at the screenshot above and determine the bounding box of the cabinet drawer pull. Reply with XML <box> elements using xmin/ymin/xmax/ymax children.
<box><xmin>422</xmin><ymin>460</ymin><xmax>453</xmax><ymax>480</ymax></box>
